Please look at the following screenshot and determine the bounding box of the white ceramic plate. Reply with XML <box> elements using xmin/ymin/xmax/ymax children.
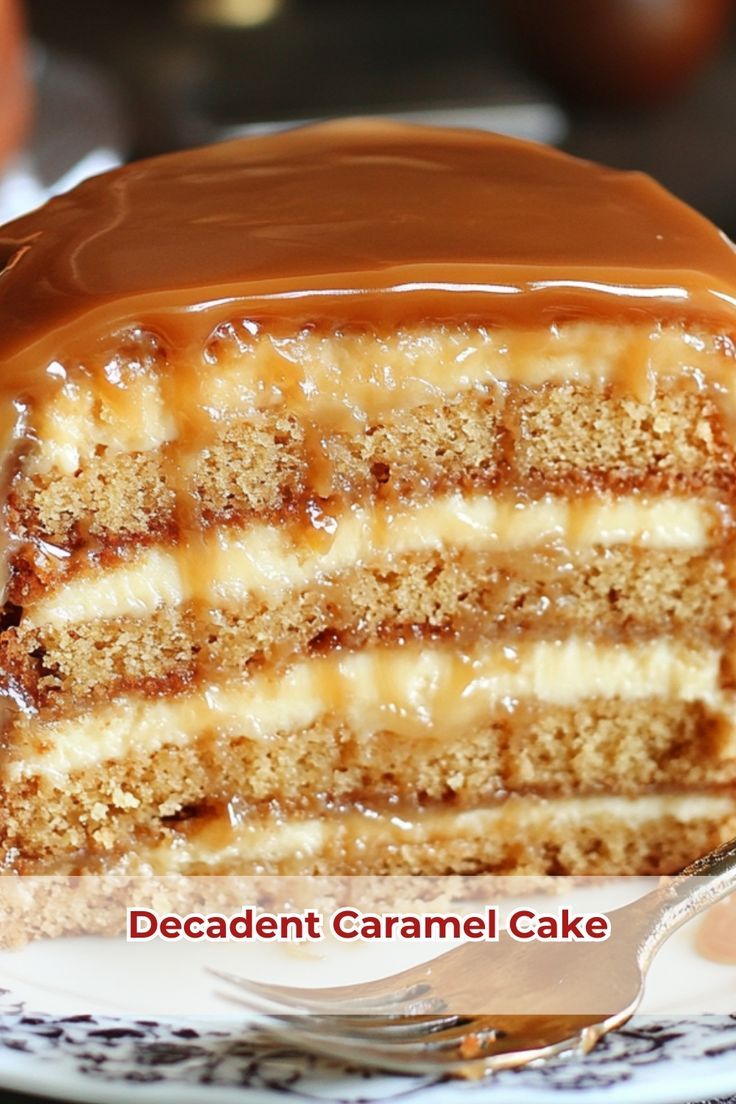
<box><xmin>2</xmin><ymin>920</ymin><xmax>736</xmax><ymax>1104</ymax></box>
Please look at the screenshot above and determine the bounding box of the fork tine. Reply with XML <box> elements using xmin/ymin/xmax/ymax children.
<box><xmin>218</xmin><ymin>991</ymin><xmax>579</xmax><ymax>1055</ymax></box>
<box><xmin>278</xmin><ymin>1015</ymin><xmax>492</xmax><ymax>1049</ymax></box>
<box><xmin>311</xmin><ymin>1015</ymin><xmax>599</xmax><ymax>1052</ymax></box>
<box><xmin>251</xmin><ymin>1012</ymin><xmax>602</xmax><ymax>1077</ymax></box>
<box><xmin>318</xmin><ymin>1017</ymin><xmax>496</xmax><ymax>1049</ymax></box>
<box><xmin>214</xmin><ymin>985</ymin><xmax>457</xmax><ymax>1034</ymax></box>
<box><xmin>208</xmin><ymin>967</ymin><xmax>440</xmax><ymax>1015</ymax></box>
<box><xmin>219</xmin><ymin>975</ymin><xmax>612</xmax><ymax>1064</ymax></box>
<box><xmin>335</xmin><ymin>1014</ymin><xmax>462</xmax><ymax>1037</ymax></box>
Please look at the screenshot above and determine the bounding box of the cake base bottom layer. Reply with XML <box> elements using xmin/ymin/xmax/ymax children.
<box><xmin>4</xmin><ymin>697</ymin><xmax>736</xmax><ymax>865</ymax></box>
<box><xmin>140</xmin><ymin>793</ymin><xmax>736</xmax><ymax>877</ymax></box>
<box><xmin>4</xmin><ymin>794</ymin><xmax>734</xmax><ymax>942</ymax></box>
<box><xmin>8</xmin><ymin>792</ymin><xmax>734</xmax><ymax>878</ymax></box>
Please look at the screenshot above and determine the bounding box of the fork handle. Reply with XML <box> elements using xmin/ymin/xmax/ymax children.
<box><xmin>635</xmin><ymin>833</ymin><xmax>736</xmax><ymax>961</ymax></box>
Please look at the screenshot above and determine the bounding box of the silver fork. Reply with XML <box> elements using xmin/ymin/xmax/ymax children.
<box><xmin>212</xmin><ymin>835</ymin><xmax>736</xmax><ymax>1078</ymax></box>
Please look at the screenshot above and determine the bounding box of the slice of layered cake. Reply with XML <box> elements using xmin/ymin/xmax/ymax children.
<box><xmin>2</xmin><ymin>120</ymin><xmax>736</xmax><ymax>878</ymax></box>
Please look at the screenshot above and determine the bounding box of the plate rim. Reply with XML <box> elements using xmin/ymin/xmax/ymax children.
<box><xmin>3</xmin><ymin>991</ymin><xmax>736</xmax><ymax>1104</ymax></box>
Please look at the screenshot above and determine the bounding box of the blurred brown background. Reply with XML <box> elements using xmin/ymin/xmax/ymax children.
<box><xmin>13</xmin><ymin>0</ymin><xmax>736</xmax><ymax>235</ymax></box>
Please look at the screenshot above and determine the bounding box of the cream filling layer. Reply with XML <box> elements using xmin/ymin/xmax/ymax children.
<box><xmin>9</xmin><ymin>639</ymin><xmax>731</xmax><ymax>781</ymax></box>
<box><xmin>27</xmin><ymin>493</ymin><xmax>717</xmax><ymax>628</ymax></box>
<box><xmin>141</xmin><ymin>794</ymin><xmax>736</xmax><ymax>870</ymax></box>
<box><xmin>25</xmin><ymin>321</ymin><xmax>736</xmax><ymax>475</ymax></box>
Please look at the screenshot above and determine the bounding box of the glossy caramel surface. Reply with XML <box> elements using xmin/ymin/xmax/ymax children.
<box><xmin>1</xmin><ymin>119</ymin><xmax>736</xmax><ymax>391</ymax></box>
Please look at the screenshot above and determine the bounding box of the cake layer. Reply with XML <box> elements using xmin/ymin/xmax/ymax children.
<box><xmin>6</xmin><ymin>546</ymin><xmax>731</xmax><ymax>713</ymax></box>
<box><xmin>6</xmin><ymin>794</ymin><xmax>736</xmax><ymax>886</ymax></box>
<box><xmin>121</xmin><ymin>794</ymin><xmax>736</xmax><ymax>878</ymax></box>
<box><xmin>9</xmin><ymin>323</ymin><xmax>736</xmax><ymax>551</ymax></box>
<box><xmin>4</xmin><ymin>699</ymin><xmax>736</xmax><ymax>865</ymax></box>
<box><xmin>6</xmin><ymin>793</ymin><xmax>736</xmax><ymax>942</ymax></box>
<box><xmin>15</xmin><ymin>493</ymin><xmax>722</xmax><ymax>621</ymax></box>
<box><xmin>4</xmin><ymin>124</ymin><xmax>736</xmax><ymax>888</ymax></box>
<box><xmin>20</xmin><ymin>322</ymin><xmax>736</xmax><ymax>472</ymax></box>
<box><xmin>5</xmin><ymin>639</ymin><xmax>732</xmax><ymax>783</ymax></box>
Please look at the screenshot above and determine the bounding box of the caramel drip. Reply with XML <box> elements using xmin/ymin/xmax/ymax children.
<box><xmin>0</xmin><ymin>396</ymin><xmax>24</xmax><ymax>604</ymax></box>
<box><xmin>253</xmin><ymin>336</ymin><xmax>339</xmax><ymax>498</ymax></box>
<box><xmin>0</xmin><ymin>394</ymin><xmax>26</xmax><ymax>733</ymax></box>
<box><xmin>614</xmin><ymin>329</ymin><xmax>656</xmax><ymax>404</ymax></box>
<box><xmin>563</xmin><ymin>498</ymin><xmax>592</xmax><ymax>549</ymax></box>
<box><xmin>156</xmin><ymin>335</ymin><xmax>219</xmax><ymax>695</ymax></box>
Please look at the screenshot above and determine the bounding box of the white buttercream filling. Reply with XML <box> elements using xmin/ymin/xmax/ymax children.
<box><xmin>26</xmin><ymin>493</ymin><xmax>716</xmax><ymax>628</ymax></box>
<box><xmin>8</xmin><ymin>639</ymin><xmax>731</xmax><ymax>781</ymax></box>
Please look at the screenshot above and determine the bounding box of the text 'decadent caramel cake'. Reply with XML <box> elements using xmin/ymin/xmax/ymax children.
<box><xmin>1</xmin><ymin>119</ymin><xmax>736</xmax><ymax>881</ymax></box>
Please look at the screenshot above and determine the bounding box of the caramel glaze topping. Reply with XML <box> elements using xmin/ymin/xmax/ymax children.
<box><xmin>1</xmin><ymin>118</ymin><xmax>736</xmax><ymax>389</ymax></box>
